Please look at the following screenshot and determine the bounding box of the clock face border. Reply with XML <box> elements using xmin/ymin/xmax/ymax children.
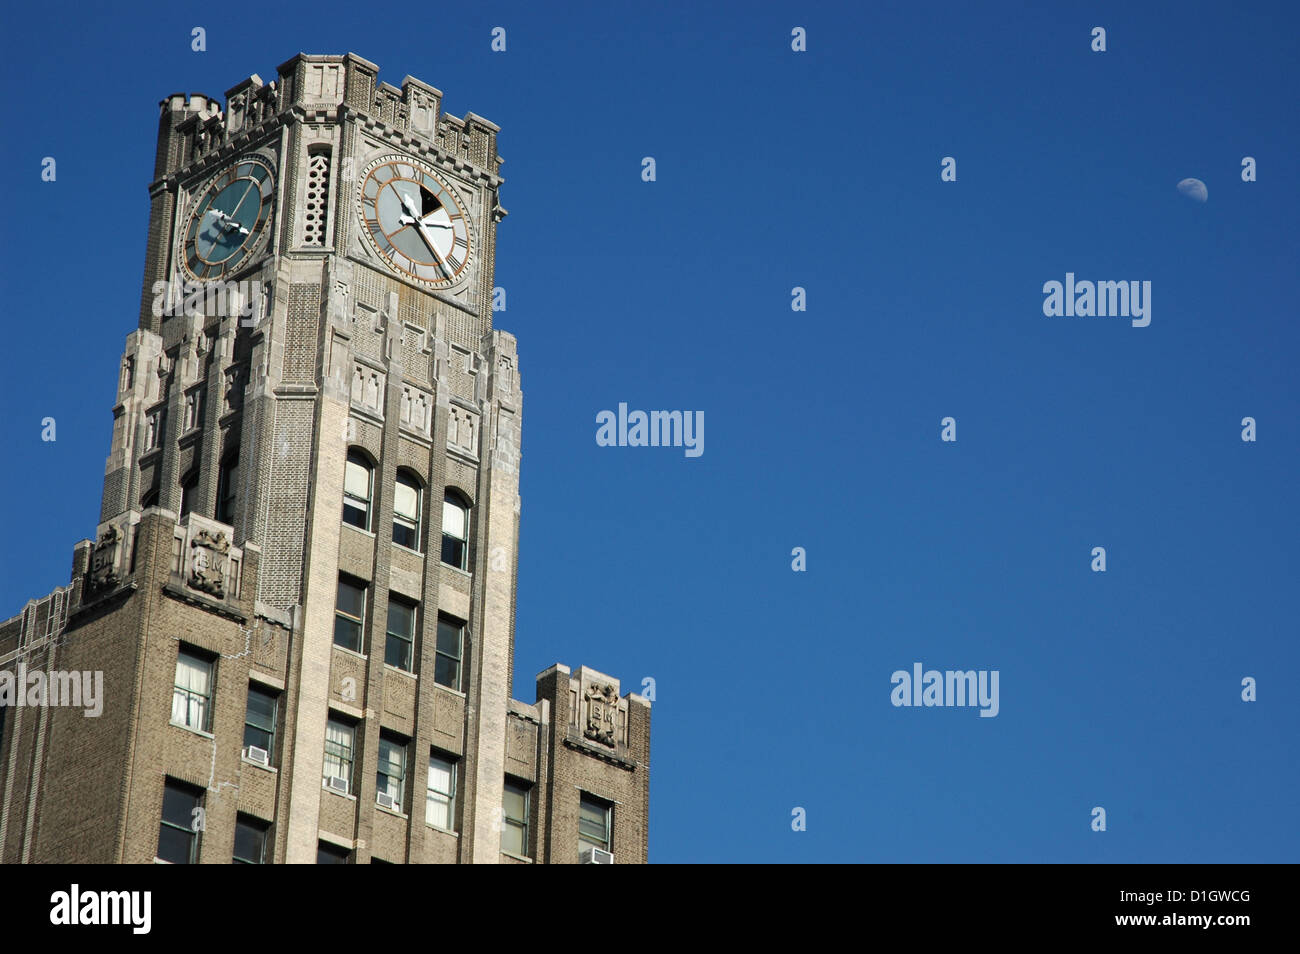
<box><xmin>179</xmin><ymin>155</ymin><xmax>276</xmax><ymax>281</ymax></box>
<box><xmin>355</xmin><ymin>154</ymin><xmax>475</xmax><ymax>289</ymax></box>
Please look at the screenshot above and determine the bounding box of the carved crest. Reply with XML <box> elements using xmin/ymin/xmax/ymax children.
<box><xmin>89</xmin><ymin>525</ymin><xmax>122</xmax><ymax>591</ymax></box>
<box><xmin>188</xmin><ymin>529</ymin><xmax>229</xmax><ymax>598</ymax></box>
<box><xmin>584</xmin><ymin>683</ymin><xmax>619</xmax><ymax>747</ymax></box>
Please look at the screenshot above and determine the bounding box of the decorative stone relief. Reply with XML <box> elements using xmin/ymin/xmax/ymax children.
<box><xmin>447</xmin><ymin>405</ymin><xmax>478</xmax><ymax>456</ymax></box>
<box><xmin>584</xmin><ymin>683</ymin><xmax>619</xmax><ymax>747</ymax></box>
<box><xmin>351</xmin><ymin>363</ymin><xmax>385</xmax><ymax>417</ymax></box>
<box><xmin>188</xmin><ymin>529</ymin><xmax>230</xmax><ymax>598</ymax></box>
<box><xmin>400</xmin><ymin>384</ymin><xmax>432</xmax><ymax>437</ymax></box>
<box><xmin>89</xmin><ymin>525</ymin><xmax>122</xmax><ymax>592</ymax></box>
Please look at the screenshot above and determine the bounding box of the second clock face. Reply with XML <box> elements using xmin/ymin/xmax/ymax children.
<box><xmin>357</xmin><ymin>156</ymin><xmax>473</xmax><ymax>288</ymax></box>
<box><xmin>181</xmin><ymin>157</ymin><xmax>275</xmax><ymax>280</ymax></box>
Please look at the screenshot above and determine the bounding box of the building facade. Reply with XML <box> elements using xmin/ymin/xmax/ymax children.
<box><xmin>0</xmin><ymin>54</ymin><xmax>649</xmax><ymax>864</ymax></box>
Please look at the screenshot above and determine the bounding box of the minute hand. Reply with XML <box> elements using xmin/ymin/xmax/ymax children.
<box><xmin>399</xmin><ymin>191</ymin><xmax>446</xmax><ymax>266</ymax></box>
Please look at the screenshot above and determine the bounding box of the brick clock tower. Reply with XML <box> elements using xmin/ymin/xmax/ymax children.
<box><xmin>0</xmin><ymin>54</ymin><xmax>650</xmax><ymax>865</ymax></box>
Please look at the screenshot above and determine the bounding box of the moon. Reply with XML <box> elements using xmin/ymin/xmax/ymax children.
<box><xmin>1177</xmin><ymin>178</ymin><xmax>1208</xmax><ymax>203</ymax></box>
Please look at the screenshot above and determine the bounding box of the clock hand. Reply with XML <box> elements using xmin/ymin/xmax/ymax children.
<box><xmin>397</xmin><ymin>188</ymin><xmax>447</xmax><ymax>266</ymax></box>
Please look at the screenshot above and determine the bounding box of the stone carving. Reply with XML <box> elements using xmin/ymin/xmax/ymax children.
<box><xmin>188</xmin><ymin>529</ymin><xmax>230</xmax><ymax>598</ymax></box>
<box><xmin>89</xmin><ymin>526</ymin><xmax>122</xmax><ymax>591</ymax></box>
<box><xmin>584</xmin><ymin>683</ymin><xmax>619</xmax><ymax>747</ymax></box>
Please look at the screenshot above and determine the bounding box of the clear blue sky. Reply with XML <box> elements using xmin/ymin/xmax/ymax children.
<box><xmin>1</xmin><ymin>0</ymin><xmax>1296</xmax><ymax>863</ymax></box>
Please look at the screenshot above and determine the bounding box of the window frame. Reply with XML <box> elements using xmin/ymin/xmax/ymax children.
<box><xmin>171</xmin><ymin>647</ymin><xmax>214</xmax><ymax>733</ymax></box>
<box><xmin>216</xmin><ymin>451</ymin><xmax>239</xmax><ymax>525</ymax></box>
<box><xmin>384</xmin><ymin>594</ymin><xmax>417</xmax><ymax>672</ymax></box>
<box><xmin>425</xmin><ymin>752</ymin><xmax>457</xmax><ymax>831</ymax></box>
<box><xmin>440</xmin><ymin>491</ymin><xmax>470</xmax><ymax>570</ymax></box>
<box><xmin>578</xmin><ymin>793</ymin><xmax>614</xmax><ymax>858</ymax></box>
<box><xmin>501</xmin><ymin>779</ymin><xmax>530</xmax><ymax>857</ymax></box>
<box><xmin>323</xmin><ymin>716</ymin><xmax>357</xmax><ymax>792</ymax></box>
<box><xmin>433</xmin><ymin>615</ymin><xmax>464</xmax><ymax>691</ymax></box>
<box><xmin>342</xmin><ymin>450</ymin><xmax>374</xmax><ymax>531</ymax></box>
<box><xmin>393</xmin><ymin>470</ymin><xmax>423</xmax><ymax>551</ymax></box>
<box><xmin>157</xmin><ymin>778</ymin><xmax>203</xmax><ymax>864</ymax></box>
<box><xmin>333</xmin><ymin>577</ymin><xmax>367</xmax><ymax>654</ymax></box>
<box><xmin>242</xmin><ymin>683</ymin><xmax>278</xmax><ymax>760</ymax></box>
<box><xmin>376</xmin><ymin>733</ymin><xmax>408</xmax><ymax>809</ymax></box>
<box><xmin>232</xmin><ymin>814</ymin><xmax>270</xmax><ymax>864</ymax></box>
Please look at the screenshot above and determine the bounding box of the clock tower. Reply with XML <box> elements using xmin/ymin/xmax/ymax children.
<box><xmin>0</xmin><ymin>54</ymin><xmax>650</xmax><ymax>865</ymax></box>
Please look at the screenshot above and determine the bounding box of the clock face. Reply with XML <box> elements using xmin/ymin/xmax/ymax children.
<box><xmin>180</xmin><ymin>157</ymin><xmax>275</xmax><ymax>280</ymax></box>
<box><xmin>356</xmin><ymin>156</ymin><xmax>473</xmax><ymax>288</ymax></box>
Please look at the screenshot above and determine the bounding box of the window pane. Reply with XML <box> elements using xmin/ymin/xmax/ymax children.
<box><xmin>503</xmin><ymin>785</ymin><xmax>526</xmax><ymax>821</ymax></box>
<box><xmin>233</xmin><ymin>818</ymin><xmax>267</xmax><ymax>864</ymax></box>
<box><xmin>428</xmin><ymin>758</ymin><xmax>453</xmax><ymax>796</ymax></box>
<box><xmin>501</xmin><ymin>823</ymin><xmax>524</xmax><ymax>856</ymax></box>
<box><xmin>246</xmin><ymin>687</ymin><xmax>276</xmax><ymax>730</ymax></box>
<box><xmin>442</xmin><ymin>497</ymin><xmax>465</xmax><ymax>539</ymax></box>
<box><xmin>336</xmin><ymin>581</ymin><xmax>365</xmax><ymax>619</ymax></box>
<box><xmin>161</xmin><ymin>782</ymin><xmax>198</xmax><ymax>827</ymax></box>
<box><xmin>436</xmin><ymin>619</ymin><xmax>461</xmax><ymax>656</ymax></box>
<box><xmin>394</xmin><ymin>478</ymin><xmax>419</xmax><ymax>520</ymax></box>
<box><xmin>157</xmin><ymin>825</ymin><xmax>195</xmax><ymax>864</ymax></box>
<box><xmin>433</xmin><ymin>655</ymin><xmax>459</xmax><ymax>690</ymax></box>
<box><xmin>387</xmin><ymin>600</ymin><xmax>414</xmax><ymax>637</ymax></box>
<box><xmin>334</xmin><ymin>616</ymin><xmax>361</xmax><ymax>652</ymax></box>
<box><xmin>344</xmin><ymin>458</ymin><xmax>370</xmax><ymax>499</ymax></box>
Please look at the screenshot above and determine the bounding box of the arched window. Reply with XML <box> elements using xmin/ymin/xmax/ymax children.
<box><xmin>216</xmin><ymin>451</ymin><xmax>239</xmax><ymax>525</ymax></box>
<box><xmin>141</xmin><ymin>487</ymin><xmax>160</xmax><ymax>510</ymax></box>
<box><xmin>393</xmin><ymin>471</ymin><xmax>422</xmax><ymax>551</ymax></box>
<box><xmin>179</xmin><ymin>470</ymin><xmax>199</xmax><ymax>518</ymax></box>
<box><xmin>440</xmin><ymin>492</ymin><xmax>470</xmax><ymax>570</ymax></box>
<box><xmin>343</xmin><ymin>451</ymin><xmax>373</xmax><ymax>530</ymax></box>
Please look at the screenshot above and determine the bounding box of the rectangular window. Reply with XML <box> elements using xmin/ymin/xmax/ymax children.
<box><xmin>376</xmin><ymin>734</ymin><xmax>407</xmax><ymax>808</ymax></box>
<box><xmin>393</xmin><ymin>476</ymin><xmax>420</xmax><ymax>550</ymax></box>
<box><xmin>157</xmin><ymin>778</ymin><xmax>203</xmax><ymax>864</ymax></box>
<box><xmin>579</xmin><ymin>794</ymin><xmax>613</xmax><ymax>859</ymax></box>
<box><xmin>171</xmin><ymin>648</ymin><xmax>214</xmax><ymax>732</ymax></box>
<box><xmin>317</xmin><ymin>841</ymin><xmax>351</xmax><ymax>864</ymax></box>
<box><xmin>233</xmin><ymin>815</ymin><xmax>270</xmax><ymax>864</ymax></box>
<box><xmin>242</xmin><ymin>684</ymin><xmax>278</xmax><ymax>761</ymax></box>
<box><xmin>434</xmin><ymin>616</ymin><xmax>464</xmax><ymax>691</ymax></box>
<box><xmin>323</xmin><ymin>717</ymin><xmax>356</xmax><ymax>791</ymax></box>
<box><xmin>385</xmin><ymin>596</ymin><xmax>416</xmax><ymax>672</ymax></box>
<box><xmin>425</xmin><ymin>753</ymin><xmax>457</xmax><ymax>831</ymax></box>
<box><xmin>334</xmin><ymin>578</ymin><xmax>366</xmax><ymax>653</ymax></box>
<box><xmin>501</xmin><ymin>779</ymin><xmax>529</xmax><ymax>857</ymax></box>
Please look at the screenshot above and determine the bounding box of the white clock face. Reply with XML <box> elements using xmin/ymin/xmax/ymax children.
<box><xmin>356</xmin><ymin>156</ymin><xmax>473</xmax><ymax>288</ymax></box>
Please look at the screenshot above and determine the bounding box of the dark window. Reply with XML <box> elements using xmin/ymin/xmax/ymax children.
<box><xmin>334</xmin><ymin>578</ymin><xmax>366</xmax><ymax>652</ymax></box>
<box><xmin>243</xmin><ymin>684</ymin><xmax>278</xmax><ymax>760</ymax></box>
<box><xmin>385</xmin><ymin>596</ymin><xmax>416</xmax><ymax>671</ymax></box>
<box><xmin>434</xmin><ymin>616</ymin><xmax>464</xmax><ymax>691</ymax></box>
<box><xmin>317</xmin><ymin>842</ymin><xmax>351</xmax><ymax>864</ymax></box>
<box><xmin>179</xmin><ymin>471</ymin><xmax>199</xmax><ymax>518</ymax></box>
<box><xmin>216</xmin><ymin>452</ymin><xmax>239</xmax><ymax>525</ymax></box>
<box><xmin>233</xmin><ymin>815</ymin><xmax>270</xmax><ymax>864</ymax></box>
<box><xmin>158</xmin><ymin>778</ymin><xmax>203</xmax><ymax>864</ymax></box>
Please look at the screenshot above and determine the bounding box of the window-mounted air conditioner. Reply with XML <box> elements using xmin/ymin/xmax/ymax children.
<box><xmin>243</xmin><ymin>745</ymin><xmax>270</xmax><ymax>766</ymax></box>
<box><xmin>580</xmin><ymin>847</ymin><xmax>614</xmax><ymax>865</ymax></box>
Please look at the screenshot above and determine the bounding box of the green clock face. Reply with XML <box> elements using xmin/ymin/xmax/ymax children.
<box><xmin>356</xmin><ymin>155</ymin><xmax>473</xmax><ymax>288</ymax></box>
<box><xmin>181</xmin><ymin>157</ymin><xmax>275</xmax><ymax>280</ymax></box>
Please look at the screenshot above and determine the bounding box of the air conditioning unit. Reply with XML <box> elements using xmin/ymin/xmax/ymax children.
<box><xmin>243</xmin><ymin>745</ymin><xmax>270</xmax><ymax>766</ymax></box>
<box><xmin>323</xmin><ymin>775</ymin><xmax>349</xmax><ymax>794</ymax></box>
<box><xmin>376</xmin><ymin>792</ymin><xmax>397</xmax><ymax>811</ymax></box>
<box><xmin>580</xmin><ymin>847</ymin><xmax>614</xmax><ymax>865</ymax></box>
